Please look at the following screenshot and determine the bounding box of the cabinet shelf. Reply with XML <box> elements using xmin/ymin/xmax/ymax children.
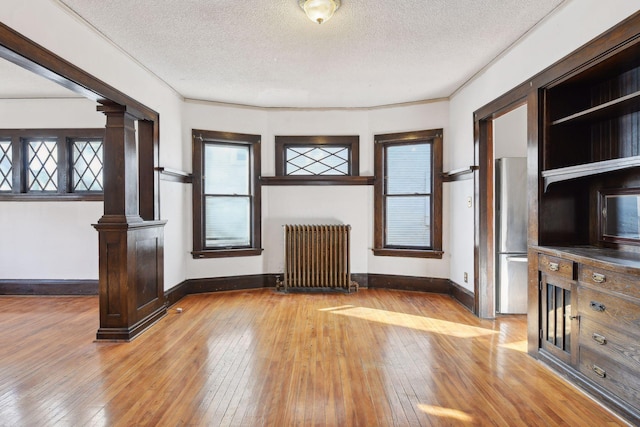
<box><xmin>551</xmin><ymin>90</ymin><xmax>640</xmax><ymax>125</ymax></box>
<box><xmin>542</xmin><ymin>155</ymin><xmax>640</xmax><ymax>191</ymax></box>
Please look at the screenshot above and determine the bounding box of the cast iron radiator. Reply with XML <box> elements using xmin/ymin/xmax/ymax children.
<box><xmin>278</xmin><ymin>224</ymin><xmax>358</xmax><ymax>292</ymax></box>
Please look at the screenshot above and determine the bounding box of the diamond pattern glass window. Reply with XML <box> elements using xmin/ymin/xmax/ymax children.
<box><xmin>27</xmin><ymin>139</ymin><xmax>58</xmax><ymax>192</ymax></box>
<box><xmin>72</xmin><ymin>139</ymin><xmax>104</xmax><ymax>192</ymax></box>
<box><xmin>0</xmin><ymin>129</ymin><xmax>104</xmax><ymax>199</ymax></box>
<box><xmin>285</xmin><ymin>146</ymin><xmax>349</xmax><ymax>175</ymax></box>
<box><xmin>0</xmin><ymin>140</ymin><xmax>11</xmax><ymax>191</ymax></box>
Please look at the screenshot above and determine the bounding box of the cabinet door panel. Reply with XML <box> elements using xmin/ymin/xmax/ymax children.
<box><xmin>540</xmin><ymin>273</ymin><xmax>577</xmax><ymax>365</ymax></box>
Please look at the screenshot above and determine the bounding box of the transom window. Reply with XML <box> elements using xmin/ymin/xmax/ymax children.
<box><xmin>0</xmin><ymin>129</ymin><xmax>104</xmax><ymax>200</ymax></box>
<box><xmin>192</xmin><ymin>129</ymin><xmax>262</xmax><ymax>258</ymax></box>
<box><xmin>275</xmin><ymin>135</ymin><xmax>359</xmax><ymax>176</ymax></box>
<box><xmin>373</xmin><ymin>129</ymin><xmax>443</xmax><ymax>258</ymax></box>
<box><xmin>285</xmin><ymin>145</ymin><xmax>349</xmax><ymax>175</ymax></box>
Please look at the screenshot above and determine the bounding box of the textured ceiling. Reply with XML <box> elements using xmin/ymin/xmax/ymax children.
<box><xmin>12</xmin><ymin>0</ymin><xmax>566</xmax><ymax>108</ymax></box>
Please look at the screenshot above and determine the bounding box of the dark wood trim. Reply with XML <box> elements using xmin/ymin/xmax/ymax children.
<box><xmin>138</xmin><ymin>120</ymin><xmax>159</xmax><ymax>220</ymax></box>
<box><xmin>373</xmin><ymin>129</ymin><xmax>444</xmax><ymax>257</ymax></box>
<box><xmin>0</xmin><ymin>193</ymin><xmax>103</xmax><ymax>201</ymax></box>
<box><xmin>0</xmin><ymin>22</ymin><xmax>157</xmax><ymax>122</ymax></box>
<box><xmin>449</xmin><ymin>280</ymin><xmax>475</xmax><ymax>313</ymax></box>
<box><xmin>367</xmin><ymin>274</ymin><xmax>450</xmax><ymax>293</ymax></box>
<box><xmin>351</xmin><ymin>273</ymin><xmax>368</xmax><ymax>288</ymax></box>
<box><xmin>260</xmin><ymin>175</ymin><xmax>375</xmax><ymax>186</ymax></box>
<box><xmin>442</xmin><ymin>166</ymin><xmax>479</xmax><ymax>182</ymax></box>
<box><xmin>0</xmin><ymin>280</ymin><xmax>98</xmax><ymax>295</ymax></box>
<box><xmin>157</xmin><ymin>167</ymin><xmax>193</xmax><ymax>183</ymax></box>
<box><xmin>191</xmin><ymin>129</ymin><xmax>262</xmax><ymax>257</ymax></box>
<box><xmin>191</xmin><ymin>248</ymin><xmax>264</xmax><ymax>259</ymax></box>
<box><xmin>164</xmin><ymin>273</ymin><xmax>473</xmax><ymax>300</ymax></box>
<box><xmin>274</xmin><ymin>135</ymin><xmax>360</xmax><ymax>176</ymax></box>
<box><xmin>371</xmin><ymin>248</ymin><xmax>444</xmax><ymax>259</ymax></box>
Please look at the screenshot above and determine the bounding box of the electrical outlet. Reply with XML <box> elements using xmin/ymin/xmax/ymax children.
<box><xmin>464</xmin><ymin>272</ymin><xmax>468</xmax><ymax>283</ymax></box>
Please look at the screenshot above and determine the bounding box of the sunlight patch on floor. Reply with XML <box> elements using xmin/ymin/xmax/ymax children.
<box><xmin>417</xmin><ymin>404</ymin><xmax>474</xmax><ymax>423</ymax></box>
<box><xmin>318</xmin><ymin>305</ymin><xmax>355</xmax><ymax>312</ymax></box>
<box><xmin>326</xmin><ymin>306</ymin><xmax>497</xmax><ymax>338</ymax></box>
<box><xmin>498</xmin><ymin>339</ymin><xmax>527</xmax><ymax>352</ymax></box>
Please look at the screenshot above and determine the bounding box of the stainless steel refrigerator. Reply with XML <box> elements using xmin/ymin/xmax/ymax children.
<box><xmin>496</xmin><ymin>157</ymin><xmax>528</xmax><ymax>314</ymax></box>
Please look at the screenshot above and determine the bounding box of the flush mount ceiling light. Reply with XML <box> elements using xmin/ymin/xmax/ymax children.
<box><xmin>298</xmin><ymin>0</ymin><xmax>341</xmax><ymax>24</ymax></box>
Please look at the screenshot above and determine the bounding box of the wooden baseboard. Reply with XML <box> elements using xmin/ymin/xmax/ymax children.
<box><xmin>0</xmin><ymin>280</ymin><xmax>99</xmax><ymax>295</ymax></box>
<box><xmin>367</xmin><ymin>274</ymin><xmax>450</xmax><ymax>293</ymax></box>
<box><xmin>449</xmin><ymin>280</ymin><xmax>475</xmax><ymax>313</ymax></box>
<box><xmin>165</xmin><ymin>274</ymin><xmax>477</xmax><ymax>315</ymax></box>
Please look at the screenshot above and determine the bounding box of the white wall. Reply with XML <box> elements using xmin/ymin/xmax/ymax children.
<box><xmin>447</xmin><ymin>0</ymin><xmax>640</xmax><ymax>292</ymax></box>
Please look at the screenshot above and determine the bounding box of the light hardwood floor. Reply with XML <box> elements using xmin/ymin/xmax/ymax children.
<box><xmin>0</xmin><ymin>289</ymin><xmax>629</xmax><ymax>426</ymax></box>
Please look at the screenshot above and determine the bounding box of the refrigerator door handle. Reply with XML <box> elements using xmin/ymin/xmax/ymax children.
<box><xmin>506</xmin><ymin>255</ymin><xmax>528</xmax><ymax>262</ymax></box>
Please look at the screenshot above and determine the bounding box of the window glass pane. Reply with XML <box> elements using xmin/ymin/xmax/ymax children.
<box><xmin>386</xmin><ymin>196</ymin><xmax>431</xmax><ymax>247</ymax></box>
<box><xmin>204</xmin><ymin>143</ymin><xmax>249</xmax><ymax>195</ymax></box>
<box><xmin>386</xmin><ymin>143</ymin><xmax>431</xmax><ymax>195</ymax></box>
<box><xmin>72</xmin><ymin>139</ymin><xmax>104</xmax><ymax>192</ymax></box>
<box><xmin>28</xmin><ymin>139</ymin><xmax>58</xmax><ymax>192</ymax></box>
<box><xmin>285</xmin><ymin>146</ymin><xmax>349</xmax><ymax>175</ymax></box>
<box><xmin>0</xmin><ymin>140</ymin><xmax>11</xmax><ymax>191</ymax></box>
<box><xmin>205</xmin><ymin>196</ymin><xmax>250</xmax><ymax>247</ymax></box>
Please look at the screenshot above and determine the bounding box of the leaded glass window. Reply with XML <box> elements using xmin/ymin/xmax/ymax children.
<box><xmin>0</xmin><ymin>140</ymin><xmax>11</xmax><ymax>191</ymax></box>
<box><xmin>27</xmin><ymin>139</ymin><xmax>58</xmax><ymax>192</ymax></box>
<box><xmin>0</xmin><ymin>129</ymin><xmax>104</xmax><ymax>200</ymax></box>
<box><xmin>285</xmin><ymin>145</ymin><xmax>349</xmax><ymax>175</ymax></box>
<box><xmin>72</xmin><ymin>139</ymin><xmax>104</xmax><ymax>192</ymax></box>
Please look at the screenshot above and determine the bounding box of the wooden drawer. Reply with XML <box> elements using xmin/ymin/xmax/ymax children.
<box><xmin>579</xmin><ymin>317</ymin><xmax>640</xmax><ymax>373</ymax></box>
<box><xmin>579</xmin><ymin>265</ymin><xmax>640</xmax><ymax>299</ymax></box>
<box><xmin>577</xmin><ymin>286</ymin><xmax>640</xmax><ymax>331</ymax></box>
<box><xmin>538</xmin><ymin>254</ymin><xmax>575</xmax><ymax>280</ymax></box>
<box><xmin>579</xmin><ymin>345</ymin><xmax>640</xmax><ymax>407</ymax></box>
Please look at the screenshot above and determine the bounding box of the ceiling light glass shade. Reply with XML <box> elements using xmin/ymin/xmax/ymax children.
<box><xmin>299</xmin><ymin>0</ymin><xmax>341</xmax><ymax>24</ymax></box>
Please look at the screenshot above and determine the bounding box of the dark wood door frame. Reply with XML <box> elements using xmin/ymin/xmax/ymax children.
<box><xmin>0</xmin><ymin>22</ymin><xmax>165</xmax><ymax>340</ymax></box>
<box><xmin>473</xmin><ymin>88</ymin><xmax>531</xmax><ymax>319</ymax></box>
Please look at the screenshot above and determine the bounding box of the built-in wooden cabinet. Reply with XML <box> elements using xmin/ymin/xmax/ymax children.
<box><xmin>530</xmin><ymin>13</ymin><xmax>640</xmax><ymax>424</ymax></box>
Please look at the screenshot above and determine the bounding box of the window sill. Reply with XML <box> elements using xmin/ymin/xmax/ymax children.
<box><xmin>372</xmin><ymin>248</ymin><xmax>444</xmax><ymax>259</ymax></box>
<box><xmin>192</xmin><ymin>248</ymin><xmax>264</xmax><ymax>259</ymax></box>
<box><xmin>260</xmin><ymin>176</ymin><xmax>375</xmax><ymax>186</ymax></box>
<box><xmin>0</xmin><ymin>193</ymin><xmax>104</xmax><ymax>201</ymax></box>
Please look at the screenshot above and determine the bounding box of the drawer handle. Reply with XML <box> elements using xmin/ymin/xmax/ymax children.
<box><xmin>592</xmin><ymin>333</ymin><xmax>607</xmax><ymax>345</ymax></box>
<box><xmin>548</xmin><ymin>262</ymin><xmax>559</xmax><ymax>271</ymax></box>
<box><xmin>592</xmin><ymin>272</ymin><xmax>606</xmax><ymax>283</ymax></box>
<box><xmin>590</xmin><ymin>301</ymin><xmax>606</xmax><ymax>312</ymax></box>
<box><xmin>592</xmin><ymin>365</ymin><xmax>606</xmax><ymax>378</ymax></box>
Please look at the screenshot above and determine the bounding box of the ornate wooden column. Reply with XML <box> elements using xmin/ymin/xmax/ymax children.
<box><xmin>94</xmin><ymin>102</ymin><xmax>166</xmax><ymax>341</ymax></box>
